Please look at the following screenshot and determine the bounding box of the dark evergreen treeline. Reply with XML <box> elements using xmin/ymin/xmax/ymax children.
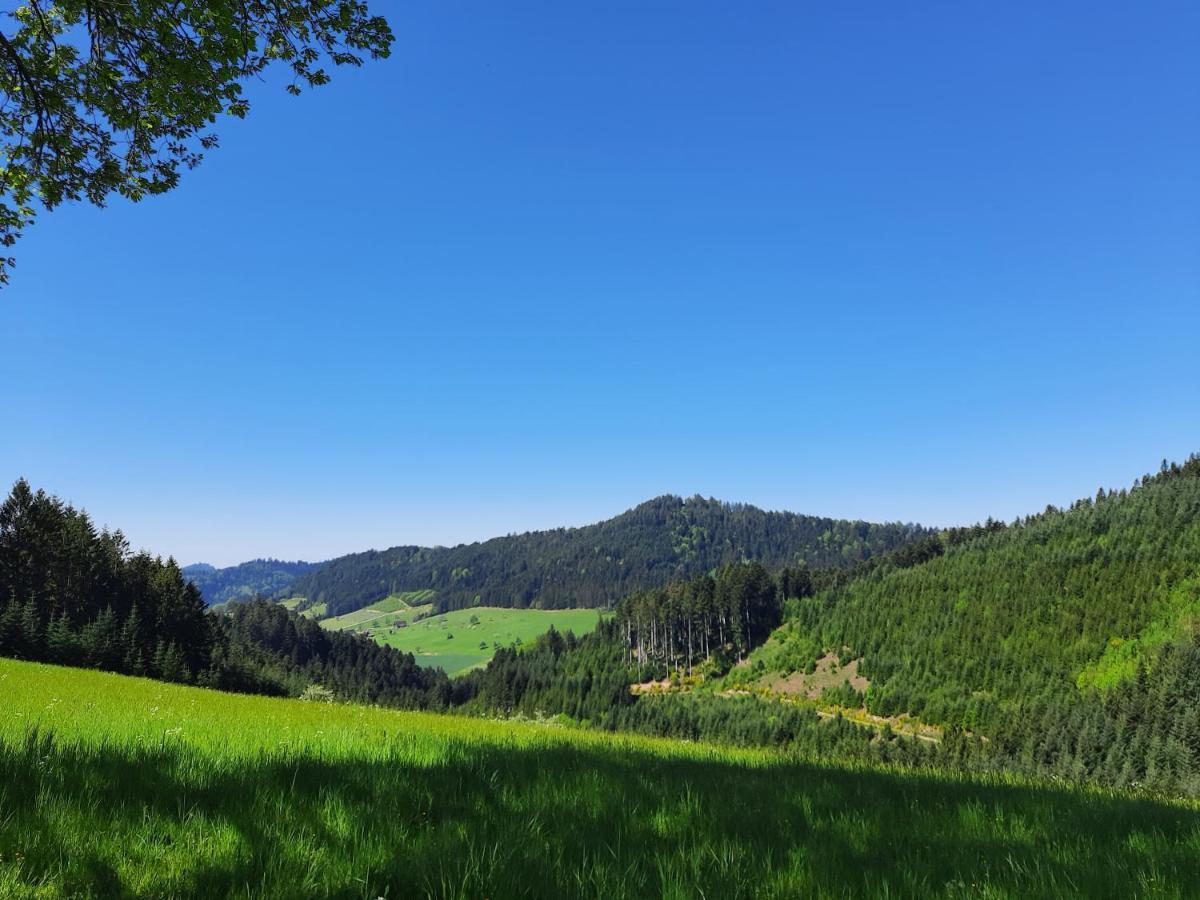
<box><xmin>454</xmin><ymin>533</ymin><xmax>986</xmax><ymax>721</ymax></box>
<box><xmin>0</xmin><ymin>480</ymin><xmax>449</xmax><ymax>705</ymax></box>
<box><xmin>456</xmin><ymin>620</ymin><xmax>636</xmax><ymax>725</ymax></box>
<box><xmin>0</xmin><ymin>480</ymin><xmax>214</xmax><ymax>682</ymax></box>
<box><xmin>212</xmin><ymin>601</ymin><xmax>451</xmax><ymax>708</ymax></box>
<box><xmin>182</xmin><ymin>559</ymin><xmax>319</xmax><ymax>607</ymax></box>
<box><xmin>290</xmin><ymin>494</ymin><xmax>930</xmax><ymax>617</ymax></box>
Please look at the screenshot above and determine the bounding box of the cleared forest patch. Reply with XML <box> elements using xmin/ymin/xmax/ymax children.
<box><xmin>765</xmin><ymin>652</ymin><xmax>870</xmax><ymax>699</ymax></box>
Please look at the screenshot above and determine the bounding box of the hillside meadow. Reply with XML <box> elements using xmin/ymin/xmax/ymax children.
<box><xmin>316</xmin><ymin>590</ymin><xmax>437</xmax><ymax>632</ymax></box>
<box><xmin>2</xmin><ymin>659</ymin><xmax>1199</xmax><ymax>898</ymax></box>
<box><xmin>323</xmin><ymin>603</ymin><xmax>605</xmax><ymax>676</ymax></box>
<box><xmin>376</xmin><ymin>606</ymin><xmax>603</xmax><ymax>675</ymax></box>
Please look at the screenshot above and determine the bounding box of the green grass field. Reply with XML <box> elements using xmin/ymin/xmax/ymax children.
<box><xmin>370</xmin><ymin>589</ymin><xmax>436</xmax><ymax>613</ymax></box>
<box><xmin>1</xmin><ymin>658</ymin><xmax>1199</xmax><ymax>898</ymax></box>
<box><xmin>278</xmin><ymin>598</ymin><xmax>325</xmax><ymax>619</ymax></box>
<box><xmin>317</xmin><ymin>591</ymin><xmax>436</xmax><ymax>632</ymax></box>
<box><xmin>372</xmin><ymin>606</ymin><xmax>604</xmax><ymax>675</ymax></box>
<box><xmin>315</xmin><ymin>597</ymin><xmax>602</xmax><ymax>676</ymax></box>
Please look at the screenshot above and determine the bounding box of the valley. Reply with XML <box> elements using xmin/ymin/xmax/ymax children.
<box><xmin>4</xmin><ymin>4</ymin><xmax>1190</xmax><ymax>894</ymax></box>
<box><xmin>4</xmin><ymin>458</ymin><xmax>1200</xmax><ymax>895</ymax></box>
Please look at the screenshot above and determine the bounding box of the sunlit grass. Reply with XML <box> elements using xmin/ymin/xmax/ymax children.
<box><xmin>374</xmin><ymin>606</ymin><xmax>605</xmax><ymax>675</ymax></box>
<box><xmin>1</xmin><ymin>658</ymin><xmax>1198</xmax><ymax>898</ymax></box>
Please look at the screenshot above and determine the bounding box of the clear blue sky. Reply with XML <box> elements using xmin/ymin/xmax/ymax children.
<box><xmin>2</xmin><ymin>1</ymin><xmax>1197</xmax><ymax>566</ymax></box>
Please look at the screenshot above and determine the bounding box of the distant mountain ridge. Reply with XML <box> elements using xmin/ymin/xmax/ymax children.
<box><xmin>183</xmin><ymin>559</ymin><xmax>319</xmax><ymax>606</ymax></box>
<box><xmin>290</xmin><ymin>495</ymin><xmax>931</xmax><ymax>617</ymax></box>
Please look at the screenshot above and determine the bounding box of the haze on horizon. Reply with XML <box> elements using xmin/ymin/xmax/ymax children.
<box><xmin>3</xmin><ymin>1</ymin><xmax>1196</xmax><ymax>567</ymax></box>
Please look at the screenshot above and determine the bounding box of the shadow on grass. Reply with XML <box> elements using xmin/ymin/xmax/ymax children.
<box><xmin>1</xmin><ymin>729</ymin><xmax>1197</xmax><ymax>898</ymax></box>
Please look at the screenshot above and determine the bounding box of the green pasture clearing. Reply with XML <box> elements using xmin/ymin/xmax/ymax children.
<box><xmin>321</xmin><ymin>605</ymin><xmax>435</xmax><ymax>633</ymax></box>
<box><xmin>318</xmin><ymin>605</ymin><xmax>395</xmax><ymax>630</ymax></box>
<box><xmin>1</xmin><ymin>659</ymin><xmax>1199</xmax><ymax>898</ymax></box>
<box><xmin>370</xmin><ymin>589</ymin><xmax>436</xmax><ymax>613</ymax></box>
<box><xmin>278</xmin><ymin>598</ymin><xmax>325</xmax><ymax>619</ymax></box>
<box><xmin>318</xmin><ymin>592</ymin><xmax>436</xmax><ymax>631</ymax></box>
<box><xmin>373</xmin><ymin>606</ymin><xmax>604</xmax><ymax>675</ymax></box>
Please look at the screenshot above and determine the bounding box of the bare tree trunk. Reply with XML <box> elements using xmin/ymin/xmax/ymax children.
<box><xmin>744</xmin><ymin>596</ymin><xmax>751</xmax><ymax>659</ymax></box>
<box><xmin>687</xmin><ymin>616</ymin><xmax>693</xmax><ymax>675</ymax></box>
<box><xmin>667</xmin><ymin>625</ymin><xmax>673</xmax><ymax>679</ymax></box>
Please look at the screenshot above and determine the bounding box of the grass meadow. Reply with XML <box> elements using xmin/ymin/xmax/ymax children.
<box><xmin>311</xmin><ymin>594</ymin><xmax>603</xmax><ymax>676</ymax></box>
<box><xmin>278</xmin><ymin>598</ymin><xmax>326</xmax><ymax>619</ymax></box>
<box><xmin>370</xmin><ymin>606</ymin><xmax>604</xmax><ymax>675</ymax></box>
<box><xmin>2</xmin><ymin>658</ymin><xmax>1199</xmax><ymax>898</ymax></box>
<box><xmin>317</xmin><ymin>591</ymin><xmax>437</xmax><ymax>632</ymax></box>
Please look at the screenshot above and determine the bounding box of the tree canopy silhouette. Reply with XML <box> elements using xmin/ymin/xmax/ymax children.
<box><xmin>0</xmin><ymin>0</ymin><xmax>392</xmax><ymax>282</ymax></box>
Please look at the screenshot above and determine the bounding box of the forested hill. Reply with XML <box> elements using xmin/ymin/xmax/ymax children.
<box><xmin>0</xmin><ymin>480</ymin><xmax>451</xmax><ymax>707</ymax></box>
<box><xmin>183</xmin><ymin>559</ymin><xmax>319</xmax><ymax>606</ymax></box>
<box><xmin>755</xmin><ymin>455</ymin><xmax>1200</xmax><ymax>790</ymax></box>
<box><xmin>289</xmin><ymin>495</ymin><xmax>930</xmax><ymax>617</ymax></box>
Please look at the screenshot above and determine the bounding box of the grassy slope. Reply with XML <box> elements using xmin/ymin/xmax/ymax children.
<box><xmin>317</xmin><ymin>591</ymin><xmax>436</xmax><ymax>631</ymax></box>
<box><xmin>371</xmin><ymin>589</ymin><xmax>436</xmax><ymax>613</ymax></box>
<box><xmin>317</xmin><ymin>596</ymin><xmax>603</xmax><ymax>676</ymax></box>
<box><xmin>373</xmin><ymin>606</ymin><xmax>604</xmax><ymax>675</ymax></box>
<box><xmin>279</xmin><ymin>597</ymin><xmax>325</xmax><ymax>619</ymax></box>
<box><xmin>2</xmin><ymin>659</ymin><xmax>1199</xmax><ymax>898</ymax></box>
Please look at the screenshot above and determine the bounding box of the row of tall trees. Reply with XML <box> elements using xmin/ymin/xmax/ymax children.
<box><xmin>615</xmin><ymin>562</ymin><xmax>795</xmax><ymax>673</ymax></box>
<box><xmin>214</xmin><ymin>601</ymin><xmax>452</xmax><ymax>708</ymax></box>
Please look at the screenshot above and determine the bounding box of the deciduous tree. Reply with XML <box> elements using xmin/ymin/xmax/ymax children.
<box><xmin>0</xmin><ymin>0</ymin><xmax>393</xmax><ymax>282</ymax></box>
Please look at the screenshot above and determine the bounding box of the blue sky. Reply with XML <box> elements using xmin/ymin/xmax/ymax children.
<box><xmin>2</xmin><ymin>1</ymin><xmax>1197</xmax><ymax>566</ymax></box>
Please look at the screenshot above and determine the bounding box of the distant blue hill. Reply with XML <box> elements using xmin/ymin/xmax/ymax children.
<box><xmin>182</xmin><ymin>559</ymin><xmax>320</xmax><ymax>606</ymax></box>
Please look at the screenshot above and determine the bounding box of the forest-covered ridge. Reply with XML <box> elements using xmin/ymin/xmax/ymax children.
<box><xmin>756</xmin><ymin>456</ymin><xmax>1200</xmax><ymax>709</ymax></box>
<box><xmin>289</xmin><ymin>494</ymin><xmax>930</xmax><ymax>618</ymax></box>
<box><xmin>722</xmin><ymin>454</ymin><xmax>1200</xmax><ymax>790</ymax></box>
<box><xmin>182</xmin><ymin>559</ymin><xmax>319</xmax><ymax>606</ymax></box>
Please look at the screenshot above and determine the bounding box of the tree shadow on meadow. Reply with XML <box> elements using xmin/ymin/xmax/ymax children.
<box><xmin>1</xmin><ymin>729</ymin><xmax>1197</xmax><ymax>898</ymax></box>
